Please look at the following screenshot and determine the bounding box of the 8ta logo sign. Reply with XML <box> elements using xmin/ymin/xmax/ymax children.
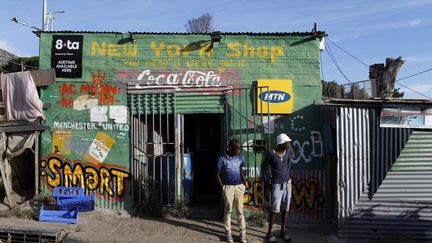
<box><xmin>51</xmin><ymin>35</ymin><xmax>83</xmax><ymax>78</ymax></box>
<box><xmin>55</xmin><ymin>39</ymin><xmax>80</xmax><ymax>50</ymax></box>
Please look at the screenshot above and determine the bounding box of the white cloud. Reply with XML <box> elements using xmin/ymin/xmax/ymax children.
<box><xmin>399</xmin><ymin>83</ymin><xmax>432</xmax><ymax>99</ymax></box>
<box><xmin>408</xmin><ymin>84</ymin><xmax>432</xmax><ymax>92</ymax></box>
<box><xmin>408</xmin><ymin>19</ymin><xmax>423</xmax><ymax>27</ymax></box>
<box><xmin>404</xmin><ymin>56</ymin><xmax>432</xmax><ymax>63</ymax></box>
<box><xmin>0</xmin><ymin>40</ymin><xmax>28</xmax><ymax>57</ymax></box>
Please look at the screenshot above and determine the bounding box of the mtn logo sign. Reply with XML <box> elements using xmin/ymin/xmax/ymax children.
<box><xmin>260</xmin><ymin>90</ymin><xmax>291</xmax><ymax>103</ymax></box>
<box><xmin>257</xmin><ymin>79</ymin><xmax>294</xmax><ymax>114</ymax></box>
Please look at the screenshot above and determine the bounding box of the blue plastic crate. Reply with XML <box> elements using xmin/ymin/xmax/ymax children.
<box><xmin>53</xmin><ymin>187</ymin><xmax>84</xmax><ymax>200</ymax></box>
<box><xmin>57</xmin><ymin>195</ymin><xmax>95</xmax><ymax>212</ymax></box>
<box><xmin>39</xmin><ymin>206</ymin><xmax>78</xmax><ymax>224</ymax></box>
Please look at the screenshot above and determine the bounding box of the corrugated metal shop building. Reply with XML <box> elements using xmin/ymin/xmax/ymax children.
<box><xmin>37</xmin><ymin>30</ymin><xmax>334</xmax><ymax>223</ymax></box>
<box><xmin>317</xmin><ymin>98</ymin><xmax>432</xmax><ymax>242</ymax></box>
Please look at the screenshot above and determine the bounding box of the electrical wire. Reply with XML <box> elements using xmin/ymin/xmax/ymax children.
<box><xmin>326</xmin><ymin>38</ymin><xmax>369</xmax><ymax>67</ymax></box>
<box><xmin>324</xmin><ymin>41</ymin><xmax>352</xmax><ymax>83</ymax></box>
<box><xmin>378</xmin><ymin>68</ymin><xmax>432</xmax><ymax>99</ymax></box>
<box><xmin>395</xmin><ymin>68</ymin><xmax>432</xmax><ymax>82</ymax></box>
<box><xmin>394</xmin><ymin>81</ymin><xmax>432</xmax><ymax>100</ymax></box>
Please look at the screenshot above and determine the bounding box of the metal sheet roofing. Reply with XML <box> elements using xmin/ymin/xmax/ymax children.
<box><xmin>38</xmin><ymin>30</ymin><xmax>326</xmax><ymax>36</ymax></box>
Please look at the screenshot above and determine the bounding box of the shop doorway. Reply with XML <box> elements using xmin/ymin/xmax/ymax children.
<box><xmin>183</xmin><ymin>114</ymin><xmax>223</xmax><ymax>215</ymax></box>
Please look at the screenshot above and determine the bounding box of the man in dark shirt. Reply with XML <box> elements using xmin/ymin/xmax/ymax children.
<box><xmin>261</xmin><ymin>133</ymin><xmax>293</xmax><ymax>243</ymax></box>
<box><xmin>216</xmin><ymin>139</ymin><xmax>247</xmax><ymax>243</ymax></box>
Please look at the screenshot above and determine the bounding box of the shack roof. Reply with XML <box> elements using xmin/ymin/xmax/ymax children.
<box><xmin>36</xmin><ymin>30</ymin><xmax>326</xmax><ymax>37</ymax></box>
<box><xmin>315</xmin><ymin>97</ymin><xmax>432</xmax><ymax>108</ymax></box>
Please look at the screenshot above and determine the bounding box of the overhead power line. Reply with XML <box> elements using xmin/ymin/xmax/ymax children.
<box><xmin>395</xmin><ymin>68</ymin><xmax>432</xmax><ymax>82</ymax></box>
<box><xmin>394</xmin><ymin>81</ymin><xmax>432</xmax><ymax>100</ymax></box>
<box><xmin>324</xmin><ymin>37</ymin><xmax>432</xmax><ymax>99</ymax></box>
<box><xmin>326</xmin><ymin>38</ymin><xmax>369</xmax><ymax>67</ymax></box>
<box><xmin>324</xmin><ymin>40</ymin><xmax>352</xmax><ymax>83</ymax></box>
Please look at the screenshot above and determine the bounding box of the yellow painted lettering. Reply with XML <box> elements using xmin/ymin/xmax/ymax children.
<box><xmin>122</xmin><ymin>44</ymin><xmax>138</xmax><ymax>57</ymax></box>
<box><xmin>167</xmin><ymin>45</ymin><xmax>180</xmax><ymax>57</ymax></box>
<box><xmin>182</xmin><ymin>44</ymin><xmax>190</xmax><ymax>57</ymax></box>
<box><xmin>63</xmin><ymin>163</ymin><xmax>85</xmax><ymax>189</ymax></box>
<box><xmin>227</xmin><ymin>42</ymin><xmax>241</xmax><ymax>57</ymax></box>
<box><xmin>150</xmin><ymin>41</ymin><xmax>165</xmax><ymax>57</ymax></box>
<box><xmin>198</xmin><ymin>44</ymin><xmax>214</xmax><ymax>57</ymax></box>
<box><xmin>99</xmin><ymin>167</ymin><xmax>114</xmax><ymax>196</ymax></box>
<box><xmin>257</xmin><ymin>47</ymin><xmax>269</xmax><ymax>58</ymax></box>
<box><xmin>85</xmin><ymin>167</ymin><xmax>99</xmax><ymax>190</ymax></box>
<box><xmin>111</xmin><ymin>169</ymin><xmax>130</xmax><ymax>196</ymax></box>
<box><xmin>270</xmin><ymin>46</ymin><xmax>284</xmax><ymax>59</ymax></box>
<box><xmin>91</xmin><ymin>42</ymin><xmax>106</xmax><ymax>56</ymax></box>
<box><xmin>243</xmin><ymin>43</ymin><xmax>255</xmax><ymax>57</ymax></box>
<box><xmin>108</xmin><ymin>44</ymin><xmax>120</xmax><ymax>57</ymax></box>
<box><xmin>47</xmin><ymin>158</ymin><xmax>62</xmax><ymax>188</ymax></box>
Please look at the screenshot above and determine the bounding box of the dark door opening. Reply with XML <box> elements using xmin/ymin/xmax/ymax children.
<box><xmin>184</xmin><ymin>114</ymin><xmax>223</xmax><ymax>212</ymax></box>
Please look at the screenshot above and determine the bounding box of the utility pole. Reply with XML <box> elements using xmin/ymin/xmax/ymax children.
<box><xmin>42</xmin><ymin>0</ymin><xmax>47</xmax><ymax>31</ymax></box>
<box><xmin>12</xmin><ymin>0</ymin><xmax>64</xmax><ymax>31</ymax></box>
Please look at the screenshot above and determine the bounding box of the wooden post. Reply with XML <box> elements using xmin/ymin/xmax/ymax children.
<box><xmin>34</xmin><ymin>131</ymin><xmax>40</xmax><ymax>194</ymax></box>
<box><xmin>0</xmin><ymin>158</ymin><xmax>14</xmax><ymax>207</ymax></box>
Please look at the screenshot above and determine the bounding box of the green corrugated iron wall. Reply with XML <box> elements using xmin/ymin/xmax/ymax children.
<box><xmin>392</xmin><ymin>130</ymin><xmax>432</xmax><ymax>173</ymax></box>
<box><xmin>176</xmin><ymin>94</ymin><xmax>224</xmax><ymax>114</ymax></box>
<box><xmin>130</xmin><ymin>92</ymin><xmax>175</xmax><ymax>115</ymax></box>
<box><xmin>38</xmin><ymin>31</ymin><xmax>326</xmax><ymax>218</ymax></box>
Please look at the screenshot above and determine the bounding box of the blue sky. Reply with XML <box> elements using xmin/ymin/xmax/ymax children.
<box><xmin>1</xmin><ymin>0</ymin><xmax>431</xmax><ymax>98</ymax></box>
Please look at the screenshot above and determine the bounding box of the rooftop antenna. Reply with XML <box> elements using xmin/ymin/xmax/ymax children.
<box><xmin>42</xmin><ymin>0</ymin><xmax>47</xmax><ymax>30</ymax></box>
<box><xmin>13</xmin><ymin>0</ymin><xmax>64</xmax><ymax>31</ymax></box>
<box><xmin>42</xmin><ymin>0</ymin><xmax>65</xmax><ymax>31</ymax></box>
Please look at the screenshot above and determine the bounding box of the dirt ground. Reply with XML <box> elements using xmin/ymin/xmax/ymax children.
<box><xmin>0</xmin><ymin>210</ymin><xmax>338</xmax><ymax>243</ymax></box>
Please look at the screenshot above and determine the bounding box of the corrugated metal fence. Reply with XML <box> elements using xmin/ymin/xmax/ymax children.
<box><xmin>331</xmin><ymin>106</ymin><xmax>432</xmax><ymax>242</ymax></box>
<box><xmin>336</xmin><ymin>107</ymin><xmax>412</xmax><ymax>225</ymax></box>
<box><xmin>368</xmin><ymin>109</ymin><xmax>412</xmax><ymax>199</ymax></box>
<box><xmin>336</xmin><ymin>107</ymin><xmax>371</xmax><ymax>225</ymax></box>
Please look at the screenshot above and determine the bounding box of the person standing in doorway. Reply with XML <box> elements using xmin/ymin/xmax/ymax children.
<box><xmin>216</xmin><ymin>139</ymin><xmax>247</xmax><ymax>243</ymax></box>
<box><xmin>261</xmin><ymin>133</ymin><xmax>293</xmax><ymax>243</ymax></box>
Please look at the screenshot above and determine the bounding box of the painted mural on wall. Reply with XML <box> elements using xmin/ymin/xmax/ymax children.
<box><xmin>39</xmin><ymin>32</ymin><xmax>326</xmax><ymax>217</ymax></box>
<box><xmin>40</xmin><ymin>154</ymin><xmax>130</xmax><ymax>198</ymax></box>
<box><xmin>39</xmin><ymin>72</ymin><xmax>130</xmax><ymax>208</ymax></box>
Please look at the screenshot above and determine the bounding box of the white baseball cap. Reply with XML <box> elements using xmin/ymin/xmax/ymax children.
<box><xmin>277</xmin><ymin>133</ymin><xmax>292</xmax><ymax>145</ymax></box>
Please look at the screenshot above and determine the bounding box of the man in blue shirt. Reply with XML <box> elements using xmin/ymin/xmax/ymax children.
<box><xmin>216</xmin><ymin>139</ymin><xmax>247</xmax><ymax>243</ymax></box>
<box><xmin>261</xmin><ymin>133</ymin><xmax>293</xmax><ymax>243</ymax></box>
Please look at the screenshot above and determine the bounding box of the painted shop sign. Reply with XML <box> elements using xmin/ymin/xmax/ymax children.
<box><xmin>117</xmin><ymin>69</ymin><xmax>240</xmax><ymax>88</ymax></box>
<box><xmin>92</xmin><ymin>41</ymin><xmax>285</xmax><ymax>60</ymax></box>
<box><xmin>51</xmin><ymin>35</ymin><xmax>83</xmax><ymax>78</ymax></box>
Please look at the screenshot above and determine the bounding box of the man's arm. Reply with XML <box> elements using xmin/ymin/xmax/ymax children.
<box><xmin>261</xmin><ymin>152</ymin><xmax>271</xmax><ymax>186</ymax></box>
<box><xmin>215</xmin><ymin>158</ymin><xmax>224</xmax><ymax>188</ymax></box>
<box><xmin>240</xmin><ymin>156</ymin><xmax>246</xmax><ymax>185</ymax></box>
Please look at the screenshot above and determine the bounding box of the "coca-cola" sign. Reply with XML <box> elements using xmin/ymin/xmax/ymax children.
<box><xmin>117</xmin><ymin>69</ymin><xmax>240</xmax><ymax>89</ymax></box>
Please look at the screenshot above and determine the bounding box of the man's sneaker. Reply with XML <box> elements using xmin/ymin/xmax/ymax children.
<box><xmin>239</xmin><ymin>231</ymin><xmax>247</xmax><ymax>243</ymax></box>
<box><xmin>265</xmin><ymin>233</ymin><xmax>278</xmax><ymax>243</ymax></box>
<box><xmin>226</xmin><ymin>234</ymin><xmax>234</xmax><ymax>243</ymax></box>
<box><xmin>280</xmin><ymin>232</ymin><xmax>292</xmax><ymax>243</ymax></box>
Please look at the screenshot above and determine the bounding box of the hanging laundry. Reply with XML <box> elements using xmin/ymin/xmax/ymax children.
<box><xmin>1</xmin><ymin>71</ymin><xmax>45</xmax><ymax>122</ymax></box>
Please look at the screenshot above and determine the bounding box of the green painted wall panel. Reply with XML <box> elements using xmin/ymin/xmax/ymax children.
<box><xmin>38</xmin><ymin>32</ymin><xmax>325</xmax><ymax>215</ymax></box>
